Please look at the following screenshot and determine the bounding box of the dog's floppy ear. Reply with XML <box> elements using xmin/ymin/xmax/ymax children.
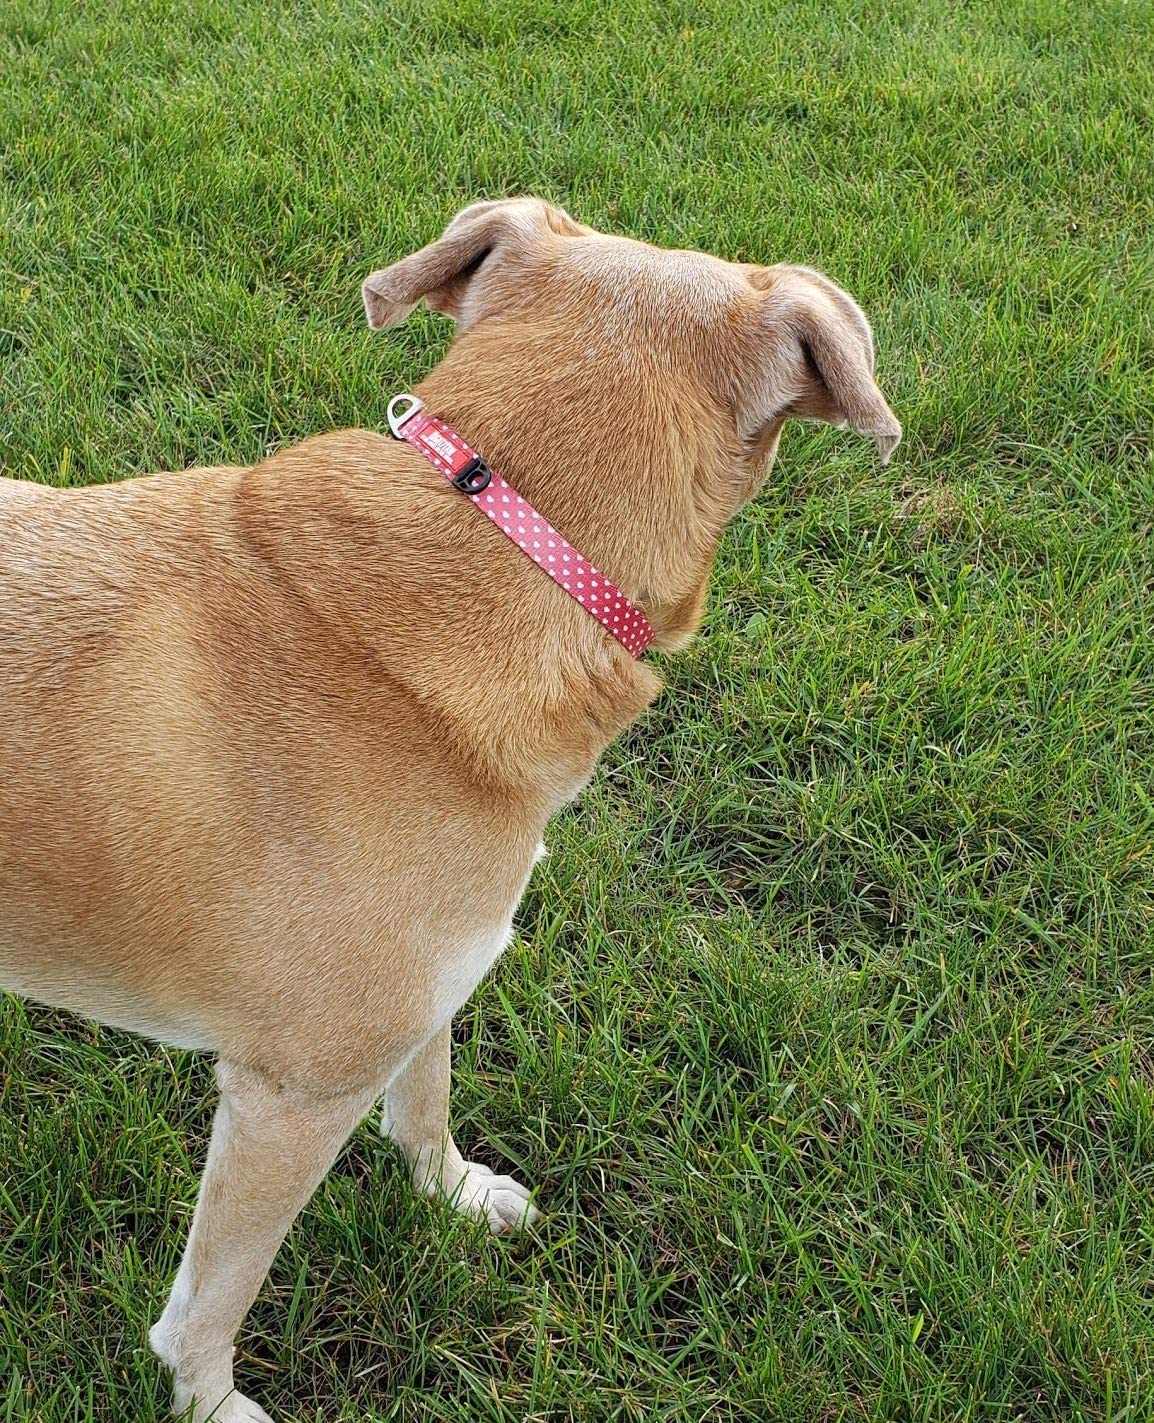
<box><xmin>741</xmin><ymin>265</ymin><xmax>902</xmax><ymax>463</ymax></box>
<box><xmin>362</xmin><ymin>202</ymin><xmax>511</xmax><ymax>329</ymax></box>
<box><xmin>363</xmin><ymin>198</ymin><xmax>566</xmax><ymax>330</ymax></box>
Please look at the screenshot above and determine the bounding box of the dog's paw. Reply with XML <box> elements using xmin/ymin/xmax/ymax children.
<box><xmin>173</xmin><ymin>1384</ymin><xmax>275</xmax><ymax>1423</ymax></box>
<box><xmin>208</xmin><ymin>1395</ymin><xmax>275</xmax><ymax>1423</ymax></box>
<box><xmin>447</xmin><ymin>1161</ymin><xmax>543</xmax><ymax>1233</ymax></box>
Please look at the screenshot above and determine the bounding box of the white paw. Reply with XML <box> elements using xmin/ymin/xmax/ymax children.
<box><xmin>173</xmin><ymin>1384</ymin><xmax>275</xmax><ymax>1423</ymax></box>
<box><xmin>209</xmin><ymin>1395</ymin><xmax>275</xmax><ymax>1423</ymax></box>
<box><xmin>444</xmin><ymin>1161</ymin><xmax>543</xmax><ymax>1234</ymax></box>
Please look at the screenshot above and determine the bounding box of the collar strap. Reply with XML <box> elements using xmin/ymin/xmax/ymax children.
<box><xmin>387</xmin><ymin>394</ymin><xmax>654</xmax><ymax>658</ymax></box>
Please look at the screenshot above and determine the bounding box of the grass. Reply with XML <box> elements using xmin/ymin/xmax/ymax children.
<box><xmin>2</xmin><ymin>0</ymin><xmax>1153</xmax><ymax>1418</ymax></box>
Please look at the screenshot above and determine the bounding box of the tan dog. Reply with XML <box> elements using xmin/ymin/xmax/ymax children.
<box><xmin>0</xmin><ymin>198</ymin><xmax>900</xmax><ymax>1422</ymax></box>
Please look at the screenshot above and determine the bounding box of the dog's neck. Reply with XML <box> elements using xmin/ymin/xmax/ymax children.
<box><xmin>251</xmin><ymin>320</ymin><xmax>772</xmax><ymax>810</ymax></box>
<box><xmin>416</xmin><ymin>318</ymin><xmax>757</xmax><ymax>654</ymax></box>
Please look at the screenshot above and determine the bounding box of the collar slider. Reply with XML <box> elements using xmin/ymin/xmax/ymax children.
<box><xmin>451</xmin><ymin>456</ymin><xmax>492</xmax><ymax>495</ymax></box>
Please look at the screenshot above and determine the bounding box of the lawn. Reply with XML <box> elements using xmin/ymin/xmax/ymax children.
<box><xmin>2</xmin><ymin>0</ymin><xmax>1153</xmax><ymax>1419</ymax></box>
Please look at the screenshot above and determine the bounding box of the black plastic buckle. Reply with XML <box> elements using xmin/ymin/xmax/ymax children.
<box><xmin>452</xmin><ymin>456</ymin><xmax>492</xmax><ymax>495</ymax></box>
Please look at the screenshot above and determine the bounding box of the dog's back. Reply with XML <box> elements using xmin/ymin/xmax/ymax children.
<box><xmin>0</xmin><ymin>468</ymin><xmax>244</xmax><ymax>1039</ymax></box>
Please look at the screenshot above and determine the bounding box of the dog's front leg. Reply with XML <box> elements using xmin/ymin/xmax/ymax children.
<box><xmin>150</xmin><ymin>1060</ymin><xmax>377</xmax><ymax>1423</ymax></box>
<box><xmin>382</xmin><ymin>1025</ymin><xmax>541</xmax><ymax>1233</ymax></box>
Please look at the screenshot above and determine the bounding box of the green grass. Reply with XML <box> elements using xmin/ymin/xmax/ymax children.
<box><xmin>2</xmin><ymin>0</ymin><xmax>1153</xmax><ymax>1418</ymax></box>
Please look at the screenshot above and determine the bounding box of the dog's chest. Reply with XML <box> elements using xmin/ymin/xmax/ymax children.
<box><xmin>428</xmin><ymin>840</ymin><xmax>546</xmax><ymax>1030</ymax></box>
<box><xmin>431</xmin><ymin>923</ymin><xmax>515</xmax><ymax>1031</ymax></box>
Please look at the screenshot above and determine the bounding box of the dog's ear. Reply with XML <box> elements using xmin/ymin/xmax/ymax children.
<box><xmin>362</xmin><ymin>202</ymin><xmax>510</xmax><ymax>328</ymax></box>
<box><xmin>362</xmin><ymin>198</ymin><xmax>580</xmax><ymax>330</ymax></box>
<box><xmin>739</xmin><ymin>265</ymin><xmax>902</xmax><ymax>463</ymax></box>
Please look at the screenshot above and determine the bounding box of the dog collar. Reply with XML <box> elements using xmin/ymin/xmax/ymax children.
<box><xmin>387</xmin><ymin>394</ymin><xmax>654</xmax><ymax>658</ymax></box>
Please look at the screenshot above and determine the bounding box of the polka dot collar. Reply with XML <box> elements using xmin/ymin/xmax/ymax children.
<box><xmin>386</xmin><ymin>393</ymin><xmax>655</xmax><ymax>658</ymax></box>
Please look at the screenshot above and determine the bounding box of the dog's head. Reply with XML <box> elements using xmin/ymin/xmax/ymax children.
<box><xmin>362</xmin><ymin>197</ymin><xmax>901</xmax><ymax>479</ymax></box>
<box><xmin>362</xmin><ymin>198</ymin><xmax>900</xmax><ymax>652</ymax></box>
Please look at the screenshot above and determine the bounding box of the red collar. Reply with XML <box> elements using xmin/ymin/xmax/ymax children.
<box><xmin>387</xmin><ymin>394</ymin><xmax>654</xmax><ymax>658</ymax></box>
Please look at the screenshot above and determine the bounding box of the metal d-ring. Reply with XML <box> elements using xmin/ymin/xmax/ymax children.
<box><xmin>387</xmin><ymin>392</ymin><xmax>424</xmax><ymax>438</ymax></box>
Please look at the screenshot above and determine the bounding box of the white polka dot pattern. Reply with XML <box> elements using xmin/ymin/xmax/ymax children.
<box><xmin>395</xmin><ymin>404</ymin><xmax>655</xmax><ymax>658</ymax></box>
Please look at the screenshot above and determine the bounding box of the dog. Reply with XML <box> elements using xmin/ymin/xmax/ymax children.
<box><xmin>0</xmin><ymin>197</ymin><xmax>900</xmax><ymax>1422</ymax></box>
